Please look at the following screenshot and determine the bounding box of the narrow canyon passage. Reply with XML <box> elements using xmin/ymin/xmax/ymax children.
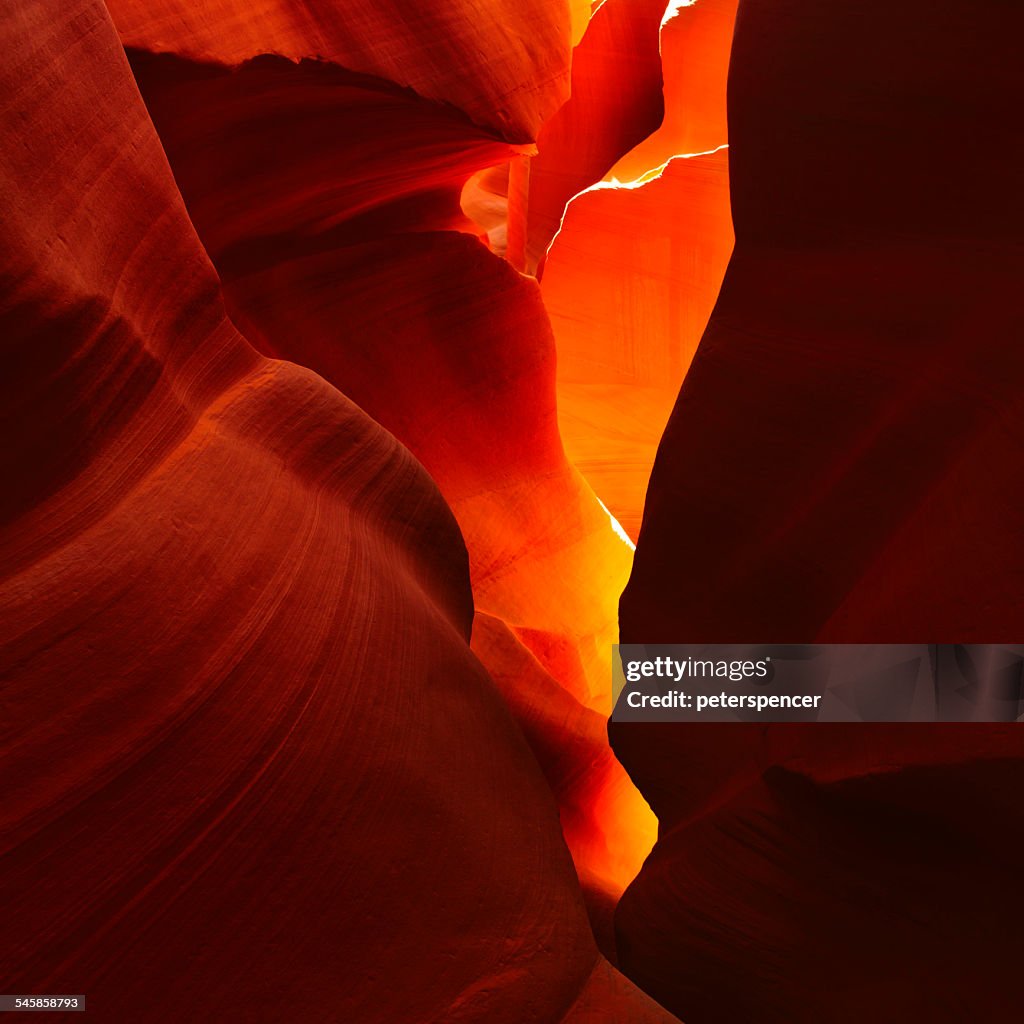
<box><xmin>115</xmin><ymin>0</ymin><xmax>741</xmax><ymax>906</ymax></box>
<box><xmin>3</xmin><ymin>1</ymin><xmax>1022</xmax><ymax>1022</ymax></box>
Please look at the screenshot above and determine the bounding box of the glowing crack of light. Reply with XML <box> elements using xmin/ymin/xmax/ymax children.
<box><xmin>662</xmin><ymin>0</ymin><xmax>697</xmax><ymax>28</ymax></box>
<box><xmin>595</xmin><ymin>495</ymin><xmax>636</xmax><ymax>551</ymax></box>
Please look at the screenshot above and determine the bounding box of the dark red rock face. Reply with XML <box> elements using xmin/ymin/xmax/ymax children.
<box><xmin>623</xmin><ymin>0</ymin><xmax>1024</xmax><ymax>641</ymax></box>
<box><xmin>614</xmin><ymin>738</ymin><xmax>1024</xmax><ymax>1024</ymax></box>
<box><xmin>614</xmin><ymin>1</ymin><xmax>1024</xmax><ymax>1021</ymax></box>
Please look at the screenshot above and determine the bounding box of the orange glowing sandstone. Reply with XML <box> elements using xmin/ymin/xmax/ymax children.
<box><xmin>540</xmin><ymin>0</ymin><xmax>738</xmax><ymax>539</ymax></box>
<box><xmin>543</xmin><ymin>150</ymin><xmax>734</xmax><ymax>540</ymax></box>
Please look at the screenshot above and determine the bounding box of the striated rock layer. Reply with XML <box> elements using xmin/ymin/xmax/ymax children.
<box><xmin>107</xmin><ymin>0</ymin><xmax>573</xmax><ymax>141</ymax></box>
<box><xmin>0</xmin><ymin>3</ymin><xmax>675</xmax><ymax>1021</ymax></box>
<box><xmin>614</xmin><ymin>0</ymin><xmax>1024</xmax><ymax>1021</ymax></box>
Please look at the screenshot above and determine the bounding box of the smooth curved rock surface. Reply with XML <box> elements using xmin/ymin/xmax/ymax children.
<box><xmin>471</xmin><ymin>613</ymin><xmax>656</xmax><ymax>914</ymax></box>
<box><xmin>614</xmin><ymin>0</ymin><xmax>1024</xmax><ymax>1020</ymax></box>
<box><xmin>613</xmin><ymin>728</ymin><xmax>1024</xmax><ymax>1024</ymax></box>
<box><xmin>623</xmin><ymin>0</ymin><xmax>1024</xmax><ymax>642</ymax></box>
<box><xmin>126</xmin><ymin>35</ymin><xmax>635</xmax><ymax>722</ymax></box>
<box><xmin>0</xmin><ymin>3</ymin><xmax>676</xmax><ymax>1021</ymax></box>
<box><xmin>221</xmin><ymin>233</ymin><xmax>634</xmax><ymax>714</ymax></box>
